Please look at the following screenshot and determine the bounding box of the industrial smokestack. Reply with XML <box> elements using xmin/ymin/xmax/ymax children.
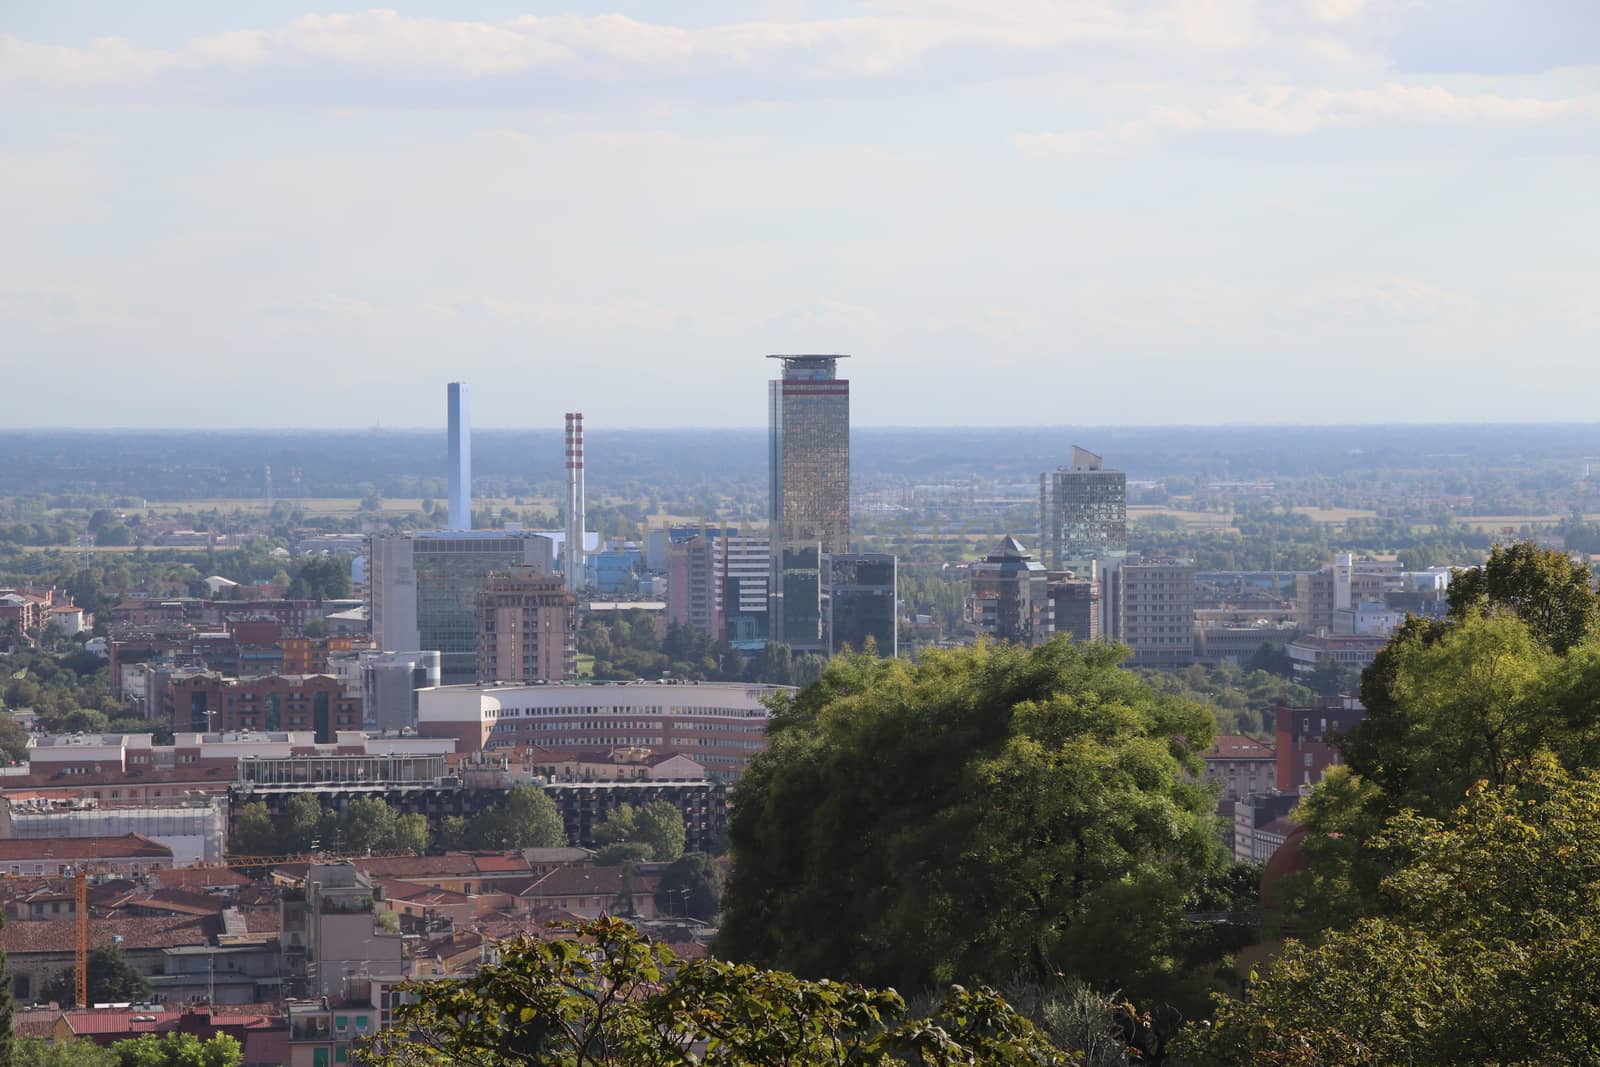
<box><xmin>447</xmin><ymin>382</ymin><xmax>472</xmax><ymax>530</ymax></box>
<box><xmin>565</xmin><ymin>412</ymin><xmax>585</xmax><ymax>592</ymax></box>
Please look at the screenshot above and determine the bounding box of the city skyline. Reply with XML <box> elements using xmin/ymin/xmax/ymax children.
<box><xmin>3</xmin><ymin>1</ymin><xmax>1597</xmax><ymax>428</ymax></box>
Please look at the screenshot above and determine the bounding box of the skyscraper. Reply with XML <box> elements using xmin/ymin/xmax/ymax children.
<box><xmin>767</xmin><ymin>355</ymin><xmax>851</xmax><ymax>651</ymax></box>
<box><xmin>821</xmin><ymin>552</ymin><xmax>897</xmax><ymax>657</ymax></box>
<box><xmin>1038</xmin><ymin>445</ymin><xmax>1126</xmax><ymax>572</ymax></box>
<box><xmin>447</xmin><ymin>382</ymin><xmax>472</xmax><ymax>531</ymax></box>
<box><xmin>564</xmin><ymin>412</ymin><xmax>586</xmax><ymax>592</ymax></box>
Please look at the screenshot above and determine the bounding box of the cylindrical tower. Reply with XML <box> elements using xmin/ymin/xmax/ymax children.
<box><xmin>565</xmin><ymin>412</ymin><xmax>585</xmax><ymax>592</ymax></box>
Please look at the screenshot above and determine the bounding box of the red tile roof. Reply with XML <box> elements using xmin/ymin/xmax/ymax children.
<box><xmin>152</xmin><ymin>866</ymin><xmax>252</xmax><ymax>891</ymax></box>
<box><xmin>0</xmin><ymin>833</ymin><xmax>173</xmax><ymax>862</ymax></box>
<box><xmin>1205</xmin><ymin>734</ymin><xmax>1275</xmax><ymax>759</ymax></box>
<box><xmin>1</xmin><ymin>914</ymin><xmax>215</xmax><ymax>955</ymax></box>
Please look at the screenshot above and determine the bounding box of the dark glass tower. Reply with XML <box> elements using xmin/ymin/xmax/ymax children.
<box><xmin>447</xmin><ymin>381</ymin><xmax>472</xmax><ymax>531</ymax></box>
<box><xmin>767</xmin><ymin>355</ymin><xmax>850</xmax><ymax>651</ymax></box>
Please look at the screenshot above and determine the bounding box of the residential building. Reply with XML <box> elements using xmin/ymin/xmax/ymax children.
<box><xmin>1105</xmin><ymin>557</ymin><xmax>1195</xmax><ymax>668</ymax></box>
<box><xmin>416</xmin><ymin>680</ymin><xmax>781</xmax><ymax>780</ymax></box>
<box><xmin>768</xmin><ymin>354</ymin><xmax>851</xmax><ymax>651</ymax></box>
<box><xmin>287</xmin><ymin>863</ymin><xmax>405</xmax><ymax>998</ymax></box>
<box><xmin>1276</xmin><ymin>697</ymin><xmax>1367</xmax><ymax>794</ymax></box>
<box><xmin>1202</xmin><ymin>735</ymin><xmax>1278</xmax><ymax>802</ymax></box>
<box><xmin>0</xmin><ymin>834</ymin><xmax>174</xmax><ymax>879</ymax></box>
<box><xmin>968</xmin><ymin>537</ymin><xmax>1051</xmax><ymax>646</ymax></box>
<box><xmin>542</xmin><ymin>779</ymin><xmax>728</xmax><ymax>853</ymax></box>
<box><xmin>821</xmin><ymin>552</ymin><xmax>897</xmax><ymax>657</ymax></box>
<box><xmin>0</xmin><ymin>792</ymin><xmax>227</xmax><ymax>864</ymax></box>
<box><xmin>666</xmin><ymin>536</ymin><xmax>721</xmax><ymax>639</ymax></box>
<box><xmin>1038</xmin><ymin>447</ymin><xmax>1127</xmax><ymax>572</ymax></box>
<box><xmin>720</xmin><ymin>534</ymin><xmax>770</xmax><ymax>649</ymax></box>
<box><xmin>368</xmin><ymin>530</ymin><xmax>558</xmax><ymax>684</ymax></box>
<box><xmin>475</xmin><ymin>567</ymin><xmax>577</xmax><ymax>684</ymax></box>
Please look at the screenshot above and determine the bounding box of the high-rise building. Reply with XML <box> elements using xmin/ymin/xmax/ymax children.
<box><xmin>1104</xmin><ymin>556</ymin><xmax>1195</xmax><ymax>668</ymax></box>
<box><xmin>821</xmin><ymin>552</ymin><xmax>897</xmax><ymax>657</ymax></box>
<box><xmin>721</xmin><ymin>533</ymin><xmax>770</xmax><ymax>649</ymax></box>
<box><xmin>368</xmin><ymin>530</ymin><xmax>557</xmax><ymax>685</ymax></box>
<box><xmin>1048</xmin><ymin>566</ymin><xmax>1100</xmax><ymax>644</ymax></box>
<box><xmin>666</xmin><ymin>536</ymin><xmax>721</xmax><ymax>639</ymax></box>
<box><xmin>768</xmin><ymin>354</ymin><xmax>851</xmax><ymax>651</ymax></box>
<box><xmin>968</xmin><ymin>536</ymin><xmax>1053</xmax><ymax>646</ymax></box>
<box><xmin>1038</xmin><ymin>446</ymin><xmax>1126</xmax><ymax>573</ymax></box>
<box><xmin>476</xmin><ymin>566</ymin><xmax>577</xmax><ymax>684</ymax></box>
<box><xmin>447</xmin><ymin>382</ymin><xmax>472</xmax><ymax>531</ymax></box>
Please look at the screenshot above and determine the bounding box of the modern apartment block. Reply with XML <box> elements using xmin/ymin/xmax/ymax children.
<box><xmin>968</xmin><ymin>537</ymin><xmax>1052</xmax><ymax>647</ymax></box>
<box><xmin>768</xmin><ymin>355</ymin><xmax>851</xmax><ymax>651</ymax></box>
<box><xmin>475</xmin><ymin>567</ymin><xmax>577</xmax><ymax>684</ymax></box>
<box><xmin>721</xmin><ymin>534</ymin><xmax>770</xmax><ymax>649</ymax></box>
<box><xmin>1038</xmin><ymin>446</ymin><xmax>1127</xmax><ymax>572</ymax></box>
<box><xmin>368</xmin><ymin>530</ymin><xmax>557</xmax><ymax>685</ymax></box>
<box><xmin>821</xmin><ymin>552</ymin><xmax>897</xmax><ymax>657</ymax></box>
<box><xmin>1105</xmin><ymin>557</ymin><xmax>1195</xmax><ymax>668</ymax></box>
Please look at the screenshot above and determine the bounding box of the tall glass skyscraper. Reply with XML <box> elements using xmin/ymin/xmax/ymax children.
<box><xmin>767</xmin><ymin>355</ymin><xmax>851</xmax><ymax>650</ymax></box>
<box><xmin>1038</xmin><ymin>446</ymin><xmax>1127</xmax><ymax>572</ymax></box>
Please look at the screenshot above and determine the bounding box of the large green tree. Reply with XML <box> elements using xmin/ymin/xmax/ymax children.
<box><xmin>592</xmin><ymin>801</ymin><xmax>685</xmax><ymax>862</ymax></box>
<box><xmin>44</xmin><ymin>944</ymin><xmax>152</xmax><ymax>1008</ymax></box>
<box><xmin>1446</xmin><ymin>540</ymin><xmax>1599</xmax><ymax>653</ymax></box>
<box><xmin>13</xmin><ymin>1037</ymin><xmax>118</xmax><ymax>1067</ymax></box>
<box><xmin>719</xmin><ymin>639</ymin><xmax>1225</xmax><ymax>1011</ymax></box>
<box><xmin>363</xmin><ymin>917</ymin><xmax>1070</xmax><ymax>1067</ymax></box>
<box><xmin>654</xmin><ymin>851</ymin><xmax>725</xmax><ymax>920</ymax></box>
<box><xmin>111</xmin><ymin>1032</ymin><xmax>242</xmax><ymax>1067</ymax></box>
<box><xmin>1181</xmin><ymin>757</ymin><xmax>1600</xmax><ymax>1066</ymax></box>
<box><xmin>468</xmin><ymin>785</ymin><xmax>567</xmax><ymax>850</ymax></box>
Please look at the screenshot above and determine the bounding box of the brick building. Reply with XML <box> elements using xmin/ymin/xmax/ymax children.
<box><xmin>164</xmin><ymin>673</ymin><xmax>361</xmax><ymax>741</ymax></box>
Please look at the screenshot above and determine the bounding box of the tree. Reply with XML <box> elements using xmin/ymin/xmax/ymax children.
<box><xmin>1447</xmin><ymin>539</ymin><xmax>1600</xmax><ymax>653</ymax></box>
<box><xmin>363</xmin><ymin>917</ymin><xmax>1071</xmax><ymax>1067</ymax></box>
<box><xmin>13</xmin><ymin>1037</ymin><xmax>118</xmax><ymax>1067</ymax></box>
<box><xmin>1306</xmin><ymin>654</ymin><xmax>1354</xmax><ymax>698</ymax></box>
<box><xmin>595</xmin><ymin>802</ymin><xmax>685</xmax><ymax>862</ymax></box>
<box><xmin>655</xmin><ymin>851</ymin><xmax>725</xmax><ymax>920</ymax></box>
<box><xmin>282</xmin><ymin>793</ymin><xmax>329</xmax><ymax>852</ymax></box>
<box><xmin>596</xmin><ymin>841</ymin><xmax>653</xmax><ymax>866</ymax></box>
<box><xmin>111</xmin><ymin>1032</ymin><xmax>242</xmax><ymax>1067</ymax></box>
<box><xmin>229</xmin><ymin>802</ymin><xmax>278</xmax><ymax>856</ymax></box>
<box><xmin>0</xmin><ymin>711</ymin><xmax>29</xmax><ymax>762</ymax></box>
<box><xmin>1180</xmin><ymin>757</ymin><xmax>1600</xmax><ymax>1066</ymax></box>
<box><xmin>719</xmin><ymin>640</ymin><xmax>1225</xmax><ymax>1019</ymax></box>
<box><xmin>45</xmin><ymin>944</ymin><xmax>152</xmax><ymax>1007</ymax></box>
<box><xmin>469</xmin><ymin>785</ymin><xmax>566</xmax><ymax>850</ymax></box>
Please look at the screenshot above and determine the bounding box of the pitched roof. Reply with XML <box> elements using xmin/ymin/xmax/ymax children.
<box><xmin>1</xmin><ymin>914</ymin><xmax>216</xmax><ymax>955</ymax></box>
<box><xmin>152</xmin><ymin>866</ymin><xmax>252</xmax><ymax>891</ymax></box>
<box><xmin>1205</xmin><ymin>734</ymin><xmax>1275</xmax><ymax>759</ymax></box>
<box><xmin>0</xmin><ymin>834</ymin><xmax>173</xmax><ymax>862</ymax></box>
<box><xmin>526</xmin><ymin>864</ymin><xmax>658</xmax><ymax>898</ymax></box>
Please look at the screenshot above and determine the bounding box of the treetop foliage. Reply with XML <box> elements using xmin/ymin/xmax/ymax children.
<box><xmin>720</xmin><ymin>638</ymin><xmax>1227</xmax><ymax>1010</ymax></box>
<box><xmin>363</xmin><ymin>917</ymin><xmax>1073</xmax><ymax>1067</ymax></box>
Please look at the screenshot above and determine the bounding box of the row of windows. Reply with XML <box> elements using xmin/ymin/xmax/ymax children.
<box><xmin>488</xmin><ymin>704</ymin><xmax>766</xmax><ymax>719</ymax></box>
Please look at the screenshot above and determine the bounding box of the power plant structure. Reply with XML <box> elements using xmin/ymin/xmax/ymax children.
<box><xmin>447</xmin><ymin>381</ymin><xmax>472</xmax><ymax>530</ymax></box>
<box><xmin>564</xmin><ymin>411</ymin><xmax>586</xmax><ymax>593</ymax></box>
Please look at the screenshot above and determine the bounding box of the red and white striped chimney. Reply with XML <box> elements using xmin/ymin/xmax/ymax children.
<box><xmin>565</xmin><ymin>413</ymin><xmax>585</xmax><ymax>592</ymax></box>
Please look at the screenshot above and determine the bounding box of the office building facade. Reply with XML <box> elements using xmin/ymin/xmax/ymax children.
<box><xmin>1038</xmin><ymin>446</ymin><xmax>1127</xmax><ymax>572</ymax></box>
<box><xmin>768</xmin><ymin>355</ymin><xmax>851</xmax><ymax>651</ymax></box>
<box><xmin>476</xmin><ymin>567</ymin><xmax>577</xmax><ymax>684</ymax></box>
<box><xmin>368</xmin><ymin>530</ymin><xmax>558</xmax><ymax>685</ymax></box>
<box><xmin>821</xmin><ymin>552</ymin><xmax>897</xmax><ymax>657</ymax></box>
<box><xmin>968</xmin><ymin>537</ymin><xmax>1053</xmax><ymax>647</ymax></box>
<box><xmin>1048</xmin><ymin>567</ymin><xmax>1100</xmax><ymax>644</ymax></box>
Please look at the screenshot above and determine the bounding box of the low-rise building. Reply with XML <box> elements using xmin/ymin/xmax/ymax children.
<box><xmin>1202</xmin><ymin>735</ymin><xmax>1277</xmax><ymax>801</ymax></box>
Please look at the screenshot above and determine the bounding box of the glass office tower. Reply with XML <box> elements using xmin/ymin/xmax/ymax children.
<box><xmin>447</xmin><ymin>382</ymin><xmax>472</xmax><ymax>531</ymax></box>
<box><xmin>768</xmin><ymin>355</ymin><xmax>851</xmax><ymax>651</ymax></box>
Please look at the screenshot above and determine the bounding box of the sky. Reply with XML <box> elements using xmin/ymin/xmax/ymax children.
<box><xmin>1</xmin><ymin>0</ymin><xmax>1597</xmax><ymax>429</ymax></box>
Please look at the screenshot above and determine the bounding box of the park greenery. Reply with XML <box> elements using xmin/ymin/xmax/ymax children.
<box><xmin>592</xmin><ymin>801</ymin><xmax>686</xmax><ymax>863</ymax></box>
<box><xmin>233</xmin><ymin>785</ymin><xmax>568</xmax><ymax>857</ymax></box>
<box><xmin>579</xmin><ymin>610</ymin><xmax>827</xmax><ymax>686</ymax></box>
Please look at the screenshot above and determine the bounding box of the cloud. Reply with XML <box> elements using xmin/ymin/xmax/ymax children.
<box><xmin>1017</xmin><ymin>82</ymin><xmax>1600</xmax><ymax>152</ymax></box>
<box><xmin>0</xmin><ymin>4</ymin><xmax>1335</xmax><ymax>105</ymax></box>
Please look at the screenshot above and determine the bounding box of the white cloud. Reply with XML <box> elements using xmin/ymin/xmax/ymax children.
<box><xmin>1017</xmin><ymin>82</ymin><xmax>1600</xmax><ymax>152</ymax></box>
